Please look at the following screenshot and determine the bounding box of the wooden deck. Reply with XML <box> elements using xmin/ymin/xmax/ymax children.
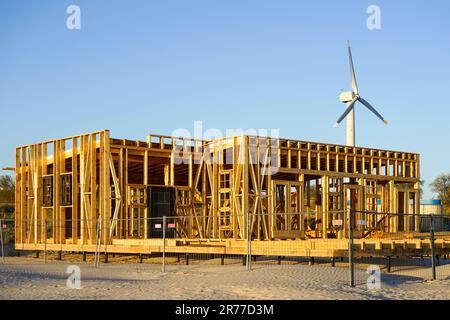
<box><xmin>17</xmin><ymin>234</ymin><xmax>450</xmax><ymax>258</ymax></box>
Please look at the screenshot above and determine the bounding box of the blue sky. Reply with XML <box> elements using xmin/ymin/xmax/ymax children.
<box><xmin>0</xmin><ymin>0</ymin><xmax>449</xmax><ymax>198</ymax></box>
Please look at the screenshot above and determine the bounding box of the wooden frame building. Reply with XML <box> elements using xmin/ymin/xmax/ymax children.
<box><xmin>15</xmin><ymin>129</ymin><xmax>435</xmax><ymax>257</ymax></box>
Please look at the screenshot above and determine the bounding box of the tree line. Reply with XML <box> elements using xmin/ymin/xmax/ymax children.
<box><xmin>0</xmin><ymin>175</ymin><xmax>14</xmax><ymax>220</ymax></box>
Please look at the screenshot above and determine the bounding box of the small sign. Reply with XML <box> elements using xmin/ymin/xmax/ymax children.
<box><xmin>155</xmin><ymin>224</ymin><xmax>162</xmax><ymax>229</ymax></box>
<box><xmin>332</xmin><ymin>219</ymin><xmax>343</xmax><ymax>226</ymax></box>
<box><xmin>377</xmin><ymin>199</ymin><xmax>382</xmax><ymax>205</ymax></box>
<box><xmin>357</xmin><ymin>220</ymin><xmax>367</xmax><ymax>226</ymax></box>
<box><xmin>168</xmin><ymin>223</ymin><xmax>176</xmax><ymax>228</ymax></box>
<box><xmin>2</xmin><ymin>224</ymin><xmax>6</xmax><ymax>229</ymax></box>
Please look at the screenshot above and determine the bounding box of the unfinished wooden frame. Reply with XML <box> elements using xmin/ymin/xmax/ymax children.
<box><xmin>15</xmin><ymin>130</ymin><xmax>426</xmax><ymax>255</ymax></box>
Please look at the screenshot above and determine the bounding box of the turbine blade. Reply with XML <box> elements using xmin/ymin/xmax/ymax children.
<box><xmin>333</xmin><ymin>97</ymin><xmax>358</xmax><ymax>127</ymax></box>
<box><xmin>358</xmin><ymin>97</ymin><xmax>388</xmax><ymax>124</ymax></box>
<box><xmin>348</xmin><ymin>43</ymin><xmax>359</xmax><ymax>95</ymax></box>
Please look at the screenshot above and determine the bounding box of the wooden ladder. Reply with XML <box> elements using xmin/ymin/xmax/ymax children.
<box><xmin>218</xmin><ymin>170</ymin><xmax>233</xmax><ymax>238</ymax></box>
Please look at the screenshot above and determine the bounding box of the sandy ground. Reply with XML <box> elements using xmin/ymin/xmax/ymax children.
<box><xmin>0</xmin><ymin>255</ymin><xmax>449</xmax><ymax>300</ymax></box>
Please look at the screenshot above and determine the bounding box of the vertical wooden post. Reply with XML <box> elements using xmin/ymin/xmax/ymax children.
<box><xmin>26</xmin><ymin>146</ymin><xmax>33</xmax><ymax>244</ymax></box>
<box><xmin>414</xmin><ymin>182</ymin><xmax>420</xmax><ymax>232</ymax></box>
<box><xmin>267</xmin><ymin>139</ymin><xmax>273</xmax><ymax>239</ymax></box>
<box><xmin>144</xmin><ymin>149</ymin><xmax>148</xmax><ymax>238</ymax></box>
<box><xmin>15</xmin><ymin>148</ymin><xmax>21</xmax><ymax>245</ymax></box>
<box><xmin>79</xmin><ymin>137</ymin><xmax>85</xmax><ymax>244</ymax></box>
<box><xmin>41</xmin><ymin>143</ymin><xmax>48</xmax><ymax>245</ymax></box>
<box><xmin>91</xmin><ymin>134</ymin><xmax>97</xmax><ymax>244</ymax></box>
<box><xmin>60</xmin><ymin>140</ymin><xmax>66</xmax><ymax>244</ymax></box>
<box><xmin>20</xmin><ymin>147</ymin><xmax>27</xmax><ymax>244</ymax></box>
<box><xmin>170</xmin><ymin>152</ymin><xmax>175</xmax><ymax>186</ymax></box>
<box><xmin>124</xmin><ymin>148</ymin><xmax>129</xmax><ymax>238</ymax></box>
<box><xmin>242</xmin><ymin>136</ymin><xmax>249</xmax><ymax>241</ymax></box>
<box><xmin>322</xmin><ymin>176</ymin><xmax>329</xmax><ymax>239</ymax></box>
<box><xmin>212</xmin><ymin>143</ymin><xmax>218</xmax><ymax>238</ymax></box>
<box><xmin>36</xmin><ymin>144</ymin><xmax>43</xmax><ymax>244</ymax></box>
<box><xmin>389</xmin><ymin>180</ymin><xmax>396</xmax><ymax>232</ymax></box>
<box><xmin>118</xmin><ymin>148</ymin><xmax>124</xmax><ymax>238</ymax></box>
<box><xmin>72</xmin><ymin>138</ymin><xmax>79</xmax><ymax>244</ymax></box>
<box><xmin>54</xmin><ymin>141</ymin><xmax>60</xmax><ymax>244</ymax></box>
<box><xmin>201</xmin><ymin>154</ymin><xmax>207</xmax><ymax>237</ymax></box>
<box><xmin>101</xmin><ymin>131</ymin><xmax>111</xmax><ymax>244</ymax></box>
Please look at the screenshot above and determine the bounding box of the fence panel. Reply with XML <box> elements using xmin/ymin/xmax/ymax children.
<box><xmin>0</xmin><ymin>218</ymin><xmax>15</xmax><ymax>260</ymax></box>
<box><xmin>3</xmin><ymin>210</ymin><xmax>450</xmax><ymax>289</ymax></box>
<box><xmin>353</xmin><ymin>212</ymin><xmax>450</xmax><ymax>288</ymax></box>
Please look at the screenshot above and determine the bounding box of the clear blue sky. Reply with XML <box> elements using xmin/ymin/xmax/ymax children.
<box><xmin>1</xmin><ymin>0</ymin><xmax>449</xmax><ymax>198</ymax></box>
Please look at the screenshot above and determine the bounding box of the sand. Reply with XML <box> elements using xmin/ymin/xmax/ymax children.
<box><xmin>0</xmin><ymin>255</ymin><xmax>449</xmax><ymax>300</ymax></box>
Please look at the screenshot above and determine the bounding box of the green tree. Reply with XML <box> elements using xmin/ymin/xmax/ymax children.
<box><xmin>419</xmin><ymin>179</ymin><xmax>425</xmax><ymax>199</ymax></box>
<box><xmin>0</xmin><ymin>175</ymin><xmax>15</xmax><ymax>219</ymax></box>
<box><xmin>429</xmin><ymin>174</ymin><xmax>450</xmax><ymax>206</ymax></box>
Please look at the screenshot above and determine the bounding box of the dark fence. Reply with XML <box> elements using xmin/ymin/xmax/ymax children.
<box><xmin>3</xmin><ymin>211</ymin><xmax>450</xmax><ymax>291</ymax></box>
<box><xmin>350</xmin><ymin>211</ymin><xmax>450</xmax><ymax>287</ymax></box>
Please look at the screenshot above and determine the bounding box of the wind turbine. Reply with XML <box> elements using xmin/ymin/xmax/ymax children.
<box><xmin>333</xmin><ymin>43</ymin><xmax>388</xmax><ymax>146</ymax></box>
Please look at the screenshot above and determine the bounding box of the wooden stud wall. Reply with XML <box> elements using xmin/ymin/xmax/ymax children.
<box><xmin>15</xmin><ymin>130</ymin><xmax>424</xmax><ymax>252</ymax></box>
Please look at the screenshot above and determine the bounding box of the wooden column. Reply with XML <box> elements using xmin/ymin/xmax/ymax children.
<box><xmin>101</xmin><ymin>131</ymin><xmax>111</xmax><ymax>244</ymax></box>
<box><xmin>242</xmin><ymin>136</ymin><xmax>249</xmax><ymax>240</ymax></box>
<box><xmin>54</xmin><ymin>141</ymin><xmax>60</xmax><ymax>244</ymax></box>
<box><xmin>72</xmin><ymin>138</ymin><xmax>79</xmax><ymax>244</ymax></box>
<box><xmin>144</xmin><ymin>149</ymin><xmax>148</xmax><ymax>238</ymax></box>
<box><xmin>389</xmin><ymin>180</ymin><xmax>396</xmax><ymax>232</ymax></box>
<box><xmin>79</xmin><ymin>136</ymin><xmax>86</xmax><ymax>244</ymax></box>
<box><xmin>321</xmin><ymin>176</ymin><xmax>329</xmax><ymax>239</ymax></box>
<box><xmin>15</xmin><ymin>148</ymin><xmax>21</xmax><ymax>244</ymax></box>
<box><xmin>90</xmin><ymin>134</ymin><xmax>97</xmax><ymax>244</ymax></box>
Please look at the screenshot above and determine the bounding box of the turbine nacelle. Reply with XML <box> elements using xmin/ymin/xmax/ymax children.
<box><xmin>339</xmin><ymin>91</ymin><xmax>356</xmax><ymax>103</ymax></box>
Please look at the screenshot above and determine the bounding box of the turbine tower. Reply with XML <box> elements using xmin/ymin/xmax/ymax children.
<box><xmin>333</xmin><ymin>43</ymin><xmax>389</xmax><ymax>146</ymax></box>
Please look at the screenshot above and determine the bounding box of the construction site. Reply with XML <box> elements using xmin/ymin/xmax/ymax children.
<box><xmin>12</xmin><ymin>129</ymin><xmax>450</xmax><ymax>261</ymax></box>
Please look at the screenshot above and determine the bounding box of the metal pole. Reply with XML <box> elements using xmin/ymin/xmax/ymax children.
<box><xmin>104</xmin><ymin>218</ymin><xmax>109</xmax><ymax>264</ymax></box>
<box><xmin>60</xmin><ymin>219</ymin><xmax>63</xmax><ymax>261</ymax></box>
<box><xmin>44</xmin><ymin>220</ymin><xmax>47</xmax><ymax>265</ymax></box>
<box><xmin>246</xmin><ymin>212</ymin><xmax>251</xmax><ymax>271</ymax></box>
<box><xmin>162</xmin><ymin>216</ymin><xmax>166</xmax><ymax>273</ymax></box>
<box><xmin>0</xmin><ymin>219</ymin><xmax>5</xmax><ymax>264</ymax></box>
<box><xmin>348</xmin><ymin>208</ymin><xmax>355</xmax><ymax>287</ymax></box>
<box><xmin>94</xmin><ymin>219</ymin><xmax>101</xmax><ymax>268</ymax></box>
<box><xmin>430</xmin><ymin>215</ymin><xmax>436</xmax><ymax>281</ymax></box>
<box><xmin>94</xmin><ymin>220</ymin><xmax>98</xmax><ymax>267</ymax></box>
<box><xmin>98</xmin><ymin>218</ymin><xmax>102</xmax><ymax>268</ymax></box>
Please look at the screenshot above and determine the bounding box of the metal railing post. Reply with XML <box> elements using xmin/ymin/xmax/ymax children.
<box><xmin>246</xmin><ymin>212</ymin><xmax>251</xmax><ymax>271</ymax></box>
<box><xmin>0</xmin><ymin>219</ymin><xmax>5</xmax><ymax>264</ymax></box>
<box><xmin>104</xmin><ymin>218</ymin><xmax>110</xmax><ymax>264</ymax></box>
<box><xmin>348</xmin><ymin>208</ymin><xmax>355</xmax><ymax>287</ymax></box>
<box><xmin>430</xmin><ymin>215</ymin><xmax>436</xmax><ymax>281</ymax></box>
<box><xmin>94</xmin><ymin>219</ymin><xmax>101</xmax><ymax>268</ymax></box>
<box><xmin>162</xmin><ymin>216</ymin><xmax>166</xmax><ymax>273</ymax></box>
<box><xmin>44</xmin><ymin>220</ymin><xmax>47</xmax><ymax>265</ymax></box>
<box><xmin>94</xmin><ymin>220</ymin><xmax>98</xmax><ymax>267</ymax></box>
<box><xmin>98</xmin><ymin>218</ymin><xmax>103</xmax><ymax>268</ymax></box>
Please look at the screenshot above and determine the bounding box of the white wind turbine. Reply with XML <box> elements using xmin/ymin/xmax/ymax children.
<box><xmin>333</xmin><ymin>43</ymin><xmax>388</xmax><ymax>146</ymax></box>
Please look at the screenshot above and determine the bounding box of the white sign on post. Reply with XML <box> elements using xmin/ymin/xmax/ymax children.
<box><xmin>332</xmin><ymin>219</ymin><xmax>343</xmax><ymax>226</ymax></box>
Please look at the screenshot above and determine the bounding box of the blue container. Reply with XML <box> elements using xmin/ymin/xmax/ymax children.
<box><xmin>421</xmin><ymin>199</ymin><xmax>442</xmax><ymax>205</ymax></box>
